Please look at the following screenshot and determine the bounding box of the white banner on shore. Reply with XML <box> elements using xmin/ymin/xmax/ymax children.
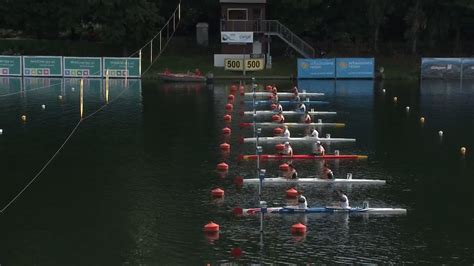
<box><xmin>221</xmin><ymin>32</ymin><xmax>253</xmax><ymax>43</ymax></box>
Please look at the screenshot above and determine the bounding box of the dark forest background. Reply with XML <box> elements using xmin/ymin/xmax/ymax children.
<box><xmin>1</xmin><ymin>0</ymin><xmax>474</xmax><ymax>56</ymax></box>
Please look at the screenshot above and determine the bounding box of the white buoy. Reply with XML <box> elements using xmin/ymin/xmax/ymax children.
<box><xmin>438</xmin><ymin>131</ymin><xmax>443</xmax><ymax>137</ymax></box>
<box><xmin>41</xmin><ymin>104</ymin><xmax>46</xmax><ymax>109</ymax></box>
<box><xmin>21</xmin><ymin>115</ymin><xmax>26</xmax><ymax>121</ymax></box>
<box><xmin>460</xmin><ymin>147</ymin><xmax>466</xmax><ymax>155</ymax></box>
<box><xmin>58</xmin><ymin>95</ymin><xmax>63</xmax><ymax>100</ymax></box>
<box><xmin>406</xmin><ymin>106</ymin><xmax>410</xmax><ymax>112</ymax></box>
<box><xmin>393</xmin><ymin>97</ymin><xmax>398</xmax><ymax>103</ymax></box>
<box><xmin>382</xmin><ymin>89</ymin><xmax>386</xmax><ymax>93</ymax></box>
<box><xmin>0</xmin><ymin>129</ymin><xmax>3</xmax><ymax>135</ymax></box>
<box><xmin>318</xmin><ymin>119</ymin><xmax>322</xmax><ymax>124</ymax></box>
<box><xmin>326</xmin><ymin>133</ymin><xmax>331</xmax><ymax>139</ymax></box>
<box><xmin>71</xmin><ymin>87</ymin><xmax>75</xmax><ymax>92</ymax></box>
<box><xmin>420</xmin><ymin>117</ymin><xmax>425</xmax><ymax>123</ymax></box>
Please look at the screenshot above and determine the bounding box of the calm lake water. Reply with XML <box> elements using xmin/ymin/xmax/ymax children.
<box><xmin>0</xmin><ymin>77</ymin><xmax>472</xmax><ymax>264</ymax></box>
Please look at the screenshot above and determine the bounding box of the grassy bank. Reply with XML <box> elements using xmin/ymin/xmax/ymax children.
<box><xmin>0</xmin><ymin>37</ymin><xmax>421</xmax><ymax>80</ymax></box>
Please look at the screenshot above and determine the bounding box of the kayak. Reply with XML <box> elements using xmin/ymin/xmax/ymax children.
<box><xmin>242</xmin><ymin>136</ymin><xmax>356</xmax><ymax>144</ymax></box>
<box><xmin>237</xmin><ymin>154</ymin><xmax>368</xmax><ymax>160</ymax></box>
<box><xmin>239</xmin><ymin>122</ymin><xmax>345</xmax><ymax>128</ymax></box>
<box><xmin>157</xmin><ymin>73</ymin><xmax>206</xmax><ymax>82</ymax></box>
<box><xmin>244</xmin><ymin>100</ymin><xmax>329</xmax><ymax>105</ymax></box>
<box><xmin>242</xmin><ymin>110</ymin><xmax>337</xmax><ymax>116</ymax></box>
<box><xmin>234</xmin><ymin>206</ymin><xmax>407</xmax><ymax>216</ymax></box>
<box><xmin>241</xmin><ymin>177</ymin><xmax>385</xmax><ymax>185</ymax></box>
<box><xmin>244</xmin><ymin>92</ymin><xmax>324</xmax><ymax>98</ymax></box>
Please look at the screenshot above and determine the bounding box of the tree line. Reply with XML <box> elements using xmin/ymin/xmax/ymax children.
<box><xmin>1</xmin><ymin>0</ymin><xmax>474</xmax><ymax>55</ymax></box>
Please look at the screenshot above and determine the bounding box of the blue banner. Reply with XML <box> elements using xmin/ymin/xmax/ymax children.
<box><xmin>336</xmin><ymin>58</ymin><xmax>374</xmax><ymax>79</ymax></box>
<box><xmin>421</xmin><ymin>58</ymin><xmax>462</xmax><ymax>79</ymax></box>
<box><xmin>462</xmin><ymin>58</ymin><xmax>474</xmax><ymax>79</ymax></box>
<box><xmin>297</xmin><ymin>59</ymin><xmax>335</xmax><ymax>79</ymax></box>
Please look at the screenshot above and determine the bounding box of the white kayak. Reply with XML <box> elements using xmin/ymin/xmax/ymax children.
<box><xmin>234</xmin><ymin>206</ymin><xmax>407</xmax><ymax>216</ymax></box>
<box><xmin>242</xmin><ymin>136</ymin><xmax>356</xmax><ymax>144</ymax></box>
<box><xmin>239</xmin><ymin>122</ymin><xmax>345</xmax><ymax>128</ymax></box>
<box><xmin>244</xmin><ymin>92</ymin><xmax>324</xmax><ymax>98</ymax></box>
<box><xmin>242</xmin><ymin>177</ymin><xmax>386</xmax><ymax>185</ymax></box>
<box><xmin>242</xmin><ymin>110</ymin><xmax>337</xmax><ymax>116</ymax></box>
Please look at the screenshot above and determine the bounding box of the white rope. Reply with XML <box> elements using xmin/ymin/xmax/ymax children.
<box><xmin>0</xmin><ymin>80</ymin><xmax>136</xmax><ymax>214</ymax></box>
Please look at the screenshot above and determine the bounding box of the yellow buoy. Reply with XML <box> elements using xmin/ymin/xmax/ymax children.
<box><xmin>21</xmin><ymin>115</ymin><xmax>26</xmax><ymax>121</ymax></box>
<box><xmin>460</xmin><ymin>147</ymin><xmax>466</xmax><ymax>155</ymax></box>
<box><xmin>420</xmin><ymin>117</ymin><xmax>425</xmax><ymax>123</ymax></box>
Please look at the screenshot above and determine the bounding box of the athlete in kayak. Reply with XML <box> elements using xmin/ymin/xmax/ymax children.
<box><xmin>313</xmin><ymin>141</ymin><xmax>325</xmax><ymax>155</ymax></box>
<box><xmin>276</xmin><ymin>103</ymin><xmax>283</xmax><ymax>112</ymax></box>
<box><xmin>276</xmin><ymin>111</ymin><xmax>285</xmax><ymax>123</ymax></box>
<box><xmin>281</xmin><ymin>141</ymin><xmax>293</xmax><ymax>156</ymax></box>
<box><xmin>293</xmin><ymin>92</ymin><xmax>301</xmax><ymax>102</ymax></box>
<box><xmin>322</xmin><ymin>163</ymin><xmax>333</xmax><ymax>179</ymax></box>
<box><xmin>303</xmin><ymin>111</ymin><xmax>312</xmax><ymax>123</ymax></box>
<box><xmin>309</xmin><ymin>127</ymin><xmax>319</xmax><ymax>138</ymax></box>
<box><xmin>285</xmin><ymin>190</ymin><xmax>308</xmax><ymax>209</ymax></box>
<box><xmin>283</xmin><ymin>126</ymin><xmax>291</xmax><ymax>138</ymax></box>
<box><xmin>334</xmin><ymin>190</ymin><xmax>350</xmax><ymax>209</ymax></box>
<box><xmin>287</xmin><ymin>164</ymin><xmax>298</xmax><ymax>179</ymax></box>
<box><xmin>296</xmin><ymin>102</ymin><xmax>306</xmax><ymax>112</ymax></box>
<box><xmin>291</xmin><ymin>86</ymin><xmax>298</xmax><ymax>94</ymax></box>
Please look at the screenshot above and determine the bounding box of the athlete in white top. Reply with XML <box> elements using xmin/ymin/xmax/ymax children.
<box><xmin>314</xmin><ymin>141</ymin><xmax>325</xmax><ymax>155</ymax></box>
<box><xmin>310</xmin><ymin>128</ymin><xmax>319</xmax><ymax>138</ymax></box>
<box><xmin>283</xmin><ymin>126</ymin><xmax>290</xmax><ymax>138</ymax></box>
<box><xmin>337</xmin><ymin>190</ymin><xmax>350</xmax><ymax>209</ymax></box>
<box><xmin>296</xmin><ymin>102</ymin><xmax>306</xmax><ymax>112</ymax></box>
<box><xmin>276</xmin><ymin>103</ymin><xmax>283</xmax><ymax>112</ymax></box>
<box><xmin>283</xmin><ymin>141</ymin><xmax>293</xmax><ymax>156</ymax></box>
<box><xmin>303</xmin><ymin>112</ymin><xmax>312</xmax><ymax>123</ymax></box>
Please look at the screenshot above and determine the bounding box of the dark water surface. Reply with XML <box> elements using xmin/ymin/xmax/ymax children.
<box><xmin>0</xmin><ymin>77</ymin><xmax>472</xmax><ymax>264</ymax></box>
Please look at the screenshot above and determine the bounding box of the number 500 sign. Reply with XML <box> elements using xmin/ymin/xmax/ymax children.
<box><xmin>225</xmin><ymin>58</ymin><xmax>264</xmax><ymax>71</ymax></box>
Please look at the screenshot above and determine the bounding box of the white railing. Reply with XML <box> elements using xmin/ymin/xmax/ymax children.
<box><xmin>221</xmin><ymin>20</ymin><xmax>315</xmax><ymax>58</ymax></box>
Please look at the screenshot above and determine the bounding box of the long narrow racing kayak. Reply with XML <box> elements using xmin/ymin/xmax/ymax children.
<box><xmin>242</xmin><ymin>136</ymin><xmax>356</xmax><ymax>144</ymax></box>
<box><xmin>238</xmin><ymin>154</ymin><xmax>367</xmax><ymax>160</ymax></box>
<box><xmin>244</xmin><ymin>100</ymin><xmax>329</xmax><ymax>105</ymax></box>
<box><xmin>234</xmin><ymin>206</ymin><xmax>407</xmax><ymax>216</ymax></box>
<box><xmin>239</xmin><ymin>122</ymin><xmax>345</xmax><ymax>128</ymax></box>
<box><xmin>244</xmin><ymin>92</ymin><xmax>324</xmax><ymax>98</ymax></box>
<box><xmin>241</xmin><ymin>177</ymin><xmax>385</xmax><ymax>185</ymax></box>
<box><xmin>242</xmin><ymin>110</ymin><xmax>337</xmax><ymax>116</ymax></box>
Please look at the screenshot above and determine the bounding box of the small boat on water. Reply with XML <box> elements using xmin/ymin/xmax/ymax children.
<box><xmin>157</xmin><ymin>72</ymin><xmax>206</xmax><ymax>82</ymax></box>
<box><xmin>237</xmin><ymin>154</ymin><xmax>367</xmax><ymax>160</ymax></box>
<box><xmin>233</xmin><ymin>205</ymin><xmax>406</xmax><ymax>216</ymax></box>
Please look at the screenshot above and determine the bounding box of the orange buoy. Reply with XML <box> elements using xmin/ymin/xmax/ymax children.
<box><xmin>217</xmin><ymin>162</ymin><xmax>229</xmax><ymax>171</ymax></box>
<box><xmin>275</xmin><ymin>144</ymin><xmax>285</xmax><ymax>151</ymax></box>
<box><xmin>211</xmin><ymin>188</ymin><xmax>225</xmax><ymax>197</ymax></box>
<box><xmin>270</xmin><ymin>104</ymin><xmax>277</xmax><ymax>110</ymax></box>
<box><xmin>225</xmin><ymin>103</ymin><xmax>233</xmax><ymax>111</ymax></box>
<box><xmin>223</xmin><ymin>114</ymin><xmax>232</xmax><ymax>122</ymax></box>
<box><xmin>222</xmin><ymin>127</ymin><xmax>231</xmax><ymax>135</ymax></box>
<box><xmin>272</xmin><ymin>114</ymin><xmax>280</xmax><ymax>122</ymax></box>
<box><xmin>291</xmin><ymin>223</ymin><xmax>307</xmax><ymax>235</ymax></box>
<box><xmin>286</xmin><ymin>187</ymin><xmax>298</xmax><ymax>198</ymax></box>
<box><xmin>266</xmin><ymin>85</ymin><xmax>273</xmax><ymax>91</ymax></box>
<box><xmin>273</xmin><ymin>127</ymin><xmax>283</xmax><ymax>135</ymax></box>
<box><xmin>234</xmin><ymin>176</ymin><xmax>244</xmax><ymax>186</ymax></box>
<box><xmin>204</xmin><ymin>221</ymin><xmax>220</xmax><ymax>232</ymax></box>
<box><xmin>279</xmin><ymin>163</ymin><xmax>289</xmax><ymax>172</ymax></box>
<box><xmin>228</xmin><ymin>94</ymin><xmax>235</xmax><ymax>101</ymax></box>
<box><xmin>220</xmin><ymin>143</ymin><xmax>230</xmax><ymax>151</ymax></box>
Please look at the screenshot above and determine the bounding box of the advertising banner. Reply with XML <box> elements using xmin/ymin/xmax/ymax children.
<box><xmin>64</xmin><ymin>57</ymin><xmax>102</xmax><ymax>77</ymax></box>
<box><xmin>0</xmin><ymin>56</ymin><xmax>22</xmax><ymax>76</ymax></box>
<box><xmin>297</xmin><ymin>59</ymin><xmax>335</xmax><ymax>79</ymax></box>
<box><xmin>461</xmin><ymin>58</ymin><xmax>474</xmax><ymax>79</ymax></box>
<box><xmin>103</xmin><ymin>57</ymin><xmax>140</xmax><ymax>78</ymax></box>
<box><xmin>336</xmin><ymin>58</ymin><xmax>374</xmax><ymax>78</ymax></box>
<box><xmin>421</xmin><ymin>58</ymin><xmax>462</xmax><ymax>79</ymax></box>
<box><xmin>221</xmin><ymin>32</ymin><xmax>253</xmax><ymax>43</ymax></box>
<box><xmin>224</xmin><ymin>58</ymin><xmax>264</xmax><ymax>71</ymax></box>
<box><xmin>23</xmin><ymin>56</ymin><xmax>63</xmax><ymax>77</ymax></box>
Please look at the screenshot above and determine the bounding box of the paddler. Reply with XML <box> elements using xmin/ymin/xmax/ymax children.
<box><xmin>291</xmin><ymin>86</ymin><xmax>299</xmax><ymax>94</ymax></box>
<box><xmin>282</xmin><ymin>126</ymin><xmax>291</xmax><ymax>138</ymax></box>
<box><xmin>285</xmin><ymin>190</ymin><xmax>307</xmax><ymax>210</ymax></box>
<box><xmin>303</xmin><ymin>111</ymin><xmax>312</xmax><ymax>124</ymax></box>
<box><xmin>293</xmin><ymin>91</ymin><xmax>301</xmax><ymax>102</ymax></box>
<box><xmin>296</xmin><ymin>102</ymin><xmax>306</xmax><ymax>113</ymax></box>
<box><xmin>322</xmin><ymin>163</ymin><xmax>333</xmax><ymax>179</ymax></box>
<box><xmin>277</xmin><ymin>111</ymin><xmax>285</xmax><ymax>123</ymax></box>
<box><xmin>334</xmin><ymin>190</ymin><xmax>350</xmax><ymax>209</ymax></box>
<box><xmin>309</xmin><ymin>127</ymin><xmax>319</xmax><ymax>138</ymax></box>
<box><xmin>276</xmin><ymin>103</ymin><xmax>283</xmax><ymax>112</ymax></box>
<box><xmin>282</xmin><ymin>141</ymin><xmax>293</xmax><ymax>156</ymax></box>
<box><xmin>313</xmin><ymin>141</ymin><xmax>325</xmax><ymax>155</ymax></box>
<box><xmin>287</xmin><ymin>164</ymin><xmax>298</xmax><ymax>179</ymax></box>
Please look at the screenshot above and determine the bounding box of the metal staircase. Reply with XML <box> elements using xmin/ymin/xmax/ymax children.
<box><xmin>221</xmin><ymin>20</ymin><xmax>315</xmax><ymax>58</ymax></box>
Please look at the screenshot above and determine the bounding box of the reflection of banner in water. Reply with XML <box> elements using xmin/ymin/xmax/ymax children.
<box><xmin>421</xmin><ymin>58</ymin><xmax>462</xmax><ymax>79</ymax></box>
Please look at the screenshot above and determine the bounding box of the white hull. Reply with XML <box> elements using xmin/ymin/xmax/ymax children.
<box><xmin>244</xmin><ymin>92</ymin><xmax>324</xmax><ymax>98</ymax></box>
<box><xmin>243</xmin><ymin>136</ymin><xmax>356</xmax><ymax>144</ymax></box>
<box><xmin>243</xmin><ymin>177</ymin><xmax>386</xmax><ymax>185</ymax></box>
<box><xmin>243</xmin><ymin>111</ymin><xmax>337</xmax><ymax>116</ymax></box>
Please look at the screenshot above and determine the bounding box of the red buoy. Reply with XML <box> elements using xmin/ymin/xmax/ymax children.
<box><xmin>230</xmin><ymin>247</ymin><xmax>243</xmax><ymax>258</ymax></box>
<box><xmin>220</xmin><ymin>143</ymin><xmax>230</xmax><ymax>151</ymax></box>
<box><xmin>275</xmin><ymin>143</ymin><xmax>285</xmax><ymax>151</ymax></box>
<box><xmin>233</xmin><ymin>207</ymin><xmax>244</xmax><ymax>216</ymax></box>
<box><xmin>223</xmin><ymin>114</ymin><xmax>232</xmax><ymax>122</ymax></box>
<box><xmin>228</xmin><ymin>94</ymin><xmax>235</xmax><ymax>101</ymax></box>
<box><xmin>211</xmin><ymin>188</ymin><xmax>225</xmax><ymax>198</ymax></box>
<box><xmin>217</xmin><ymin>162</ymin><xmax>229</xmax><ymax>171</ymax></box>
<box><xmin>225</xmin><ymin>103</ymin><xmax>233</xmax><ymax>111</ymax></box>
<box><xmin>272</xmin><ymin>114</ymin><xmax>280</xmax><ymax>122</ymax></box>
<box><xmin>286</xmin><ymin>187</ymin><xmax>298</xmax><ymax>198</ymax></box>
<box><xmin>270</xmin><ymin>104</ymin><xmax>277</xmax><ymax>110</ymax></box>
<box><xmin>266</xmin><ymin>85</ymin><xmax>273</xmax><ymax>91</ymax></box>
<box><xmin>291</xmin><ymin>223</ymin><xmax>307</xmax><ymax>235</ymax></box>
<box><xmin>273</xmin><ymin>127</ymin><xmax>283</xmax><ymax>135</ymax></box>
<box><xmin>279</xmin><ymin>163</ymin><xmax>289</xmax><ymax>171</ymax></box>
<box><xmin>230</xmin><ymin>85</ymin><xmax>237</xmax><ymax>92</ymax></box>
<box><xmin>222</xmin><ymin>127</ymin><xmax>231</xmax><ymax>135</ymax></box>
<box><xmin>204</xmin><ymin>221</ymin><xmax>220</xmax><ymax>232</ymax></box>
